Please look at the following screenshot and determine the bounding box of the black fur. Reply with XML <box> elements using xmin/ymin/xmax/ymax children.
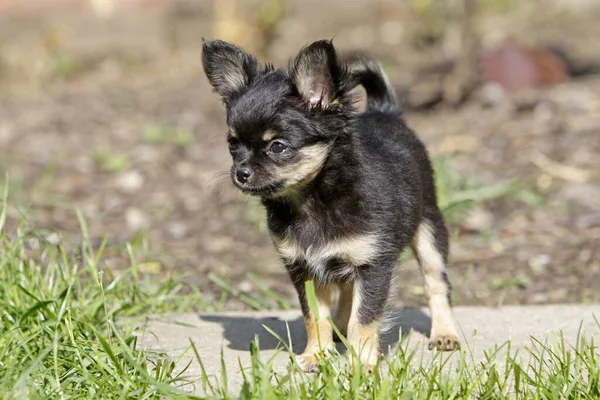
<box><xmin>345</xmin><ymin>53</ymin><xmax>399</xmax><ymax>113</ymax></box>
<box><xmin>202</xmin><ymin>39</ymin><xmax>452</xmax><ymax>338</ymax></box>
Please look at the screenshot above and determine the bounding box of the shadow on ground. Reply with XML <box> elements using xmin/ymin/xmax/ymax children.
<box><xmin>200</xmin><ymin>307</ymin><xmax>431</xmax><ymax>354</ymax></box>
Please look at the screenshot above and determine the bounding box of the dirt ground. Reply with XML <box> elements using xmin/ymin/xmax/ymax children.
<box><xmin>1</xmin><ymin>0</ymin><xmax>599</xmax><ymax>310</ymax></box>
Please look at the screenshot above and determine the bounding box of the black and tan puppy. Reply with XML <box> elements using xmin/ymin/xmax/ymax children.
<box><xmin>201</xmin><ymin>39</ymin><xmax>459</xmax><ymax>371</ymax></box>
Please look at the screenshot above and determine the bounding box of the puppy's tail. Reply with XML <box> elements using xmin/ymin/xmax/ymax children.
<box><xmin>345</xmin><ymin>54</ymin><xmax>399</xmax><ymax>113</ymax></box>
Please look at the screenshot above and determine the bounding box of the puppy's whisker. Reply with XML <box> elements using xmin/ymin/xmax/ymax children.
<box><xmin>208</xmin><ymin>171</ymin><xmax>235</xmax><ymax>203</ymax></box>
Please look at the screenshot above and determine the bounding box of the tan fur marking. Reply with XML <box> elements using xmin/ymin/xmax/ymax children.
<box><xmin>346</xmin><ymin>283</ymin><xmax>381</xmax><ymax>369</ymax></box>
<box><xmin>297</xmin><ymin>282</ymin><xmax>334</xmax><ymax>372</ymax></box>
<box><xmin>349</xmin><ymin>321</ymin><xmax>381</xmax><ymax>369</ymax></box>
<box><xmin>333</xmin><ymin>283</ymin><xmax>354</xmax><ymax>336</ymax></box>
<box><xmin>413</xmin><ymin>221</ymin><xmax>459</xmax><ymax>349</ymax></box>
<box><xmin>276</xmin><ymin>143</ymin><xmax>330</xmax><ymax>188</ymax></box>
<box><xmin>229</xmin><ymin>129</ymin><xmax>238</xmax><ymax>138</ymax></box>
<box><xmin>272</xmin><ymin>234</ymin><xmax>380</xmax><ymax>282</ymax></box>
<box><xmin>262</xmin><ymin>129</ymin><xmax>277</xmax><ymax>141</ymax></box>
<box><xmin>305</xmin><ymin>283</ymin><xmax>334</xmax><ymax>352</ymax></box>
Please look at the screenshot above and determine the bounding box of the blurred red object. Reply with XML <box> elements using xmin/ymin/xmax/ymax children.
<box><xmin>483</xmin><ymin>42</ymin><xmax>568</xmax><ymax>93</ymax></box>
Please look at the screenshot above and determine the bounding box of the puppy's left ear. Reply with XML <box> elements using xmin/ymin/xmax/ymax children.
<box><xmin>290</xmin><ymin>40</ymin><xmax>345</xmax><ymax>110</ymax></box>
<box><xmin>202</xmin><ymin>39</ymin><xmax>263</xmax><ymax>104</ymax></box>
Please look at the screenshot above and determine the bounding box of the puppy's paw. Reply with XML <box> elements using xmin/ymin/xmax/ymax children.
<box><xmin>296</xmin><ymin>353</ymin><xmax>320</xmax><ymax>373</ymax></box>
<box><xmin>428</xmin><ymin>334</ymin><xmax>460</xmax><ymax>351</ymax></box>
<box><xmin>348</xmin><ymin>345</ymin><xmax>380</xmax><ymax>372</ymax></box>
<box><xmin>349</xmin><ymin>352</ymin><xmax>378</xmax><ymax>373</ymax></box>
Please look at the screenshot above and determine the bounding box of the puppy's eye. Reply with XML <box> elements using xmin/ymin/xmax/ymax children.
<box><xmin>269</xmin><ymin>141</ymin><xmax>288</xmax><ymax>154</ymax></box>
<box><xmin>227</xmin><ymin>136</ymin><xmax>239</xmax><ymax>150</ymax></box>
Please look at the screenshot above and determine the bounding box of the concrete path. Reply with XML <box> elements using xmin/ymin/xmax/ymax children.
<box><xmin>139</xmin><ymin>305</ymin><xmax>599</xmax><ymax>396</ymax></box>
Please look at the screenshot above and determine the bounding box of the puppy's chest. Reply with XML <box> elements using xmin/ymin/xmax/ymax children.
<box><xmin>273</xmin><ymin>232</ymin><xmax>379</xmax><ymax>281</ymax></box>
<box><xmin>271</xmin><ymin>217</ymin><xmax>380</xmax><ymax>280</ymax></box>
<box><xmin>265</xmin><ymin>196</ymin><xmax>379</xmax><ymax>278</ymax></box>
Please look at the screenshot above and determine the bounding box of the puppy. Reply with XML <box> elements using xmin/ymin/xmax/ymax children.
<box><xmin>201</xmin><ymin>39</ymin><xmax>459</xmax><ymax>372</ymax></box>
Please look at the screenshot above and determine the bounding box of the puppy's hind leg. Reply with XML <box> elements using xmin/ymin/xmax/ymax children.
<box><xmin>412</xmin><ymin>218</ymin><xmax>460</xmax><ymax>351</ymax></box>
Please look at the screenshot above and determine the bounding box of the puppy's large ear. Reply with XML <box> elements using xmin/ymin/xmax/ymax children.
<box><xmin>290</xmin><ymin>40</ymin><xmax>345</xmax><ymax>110</ymax></box>
<box><xmin>202</xmin><ymin>40</ymin><xmax>263</xmax><ymax>104</ymax></box>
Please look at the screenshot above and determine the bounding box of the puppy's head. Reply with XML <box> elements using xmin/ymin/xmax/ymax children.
<box><xmin>202</xmin><ymin>39</ymin><xmax>354</xmax><ymax>197</ymax></box>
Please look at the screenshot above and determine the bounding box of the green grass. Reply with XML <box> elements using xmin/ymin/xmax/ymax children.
<box><xmin>433</xmin><ymin>156</ymin><xmax>546</xmax><ymax>224</ymax></box>
<box><xmin>142</xmin><ymin>123</ymin><xmax>195</xmax><ymax>148</ymax></box>
<box><xmin>0</xmin><ymin>191</ymin><xmax>213</xmax><ymax>397</ymax></box>
<box><xmin>92</xmin><ymin>147</ymin><xmax>131</xmax><ymax>174</ymax></box>
<box><xmin>1</xmin><ymin>184</ymin><xmax>598</xmax><ymax>399</ymax></box>
<box><xmin>194</xmin><ymin>326</ymin><xmax>600</xmax><ymax>399</ymax></box>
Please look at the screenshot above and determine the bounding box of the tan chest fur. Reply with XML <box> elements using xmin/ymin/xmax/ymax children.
<box><xmin>272</xmin><ymin>233</ymin><xmax>380</xmax><ymax>279</ymax></box>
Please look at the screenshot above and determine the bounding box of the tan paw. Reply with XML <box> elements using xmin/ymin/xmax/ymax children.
<box><xmin>353</xmin><ymin>359</ymin><xmax>377</xmax><ymax>372</ymax></box>
<box><xmin>350</xmin><ymin>350</ymin><xmax>379</xmax><ymax>372</ymax></box>
<box><xmin>296</xmin><ymin>353</ymin><xmax>320</xmax><ymax>373</ymax></box>
<box><xmin>428</xmin><ymin>334</ymin><xmax>460</xmax><ymax>351</ymax></box>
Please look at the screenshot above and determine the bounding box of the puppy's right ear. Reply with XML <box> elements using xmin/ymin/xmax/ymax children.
<box><xmin>290</xmin><ymin>39</ymin><xmax>345</xmax><ymax>111</ymax></box>
<box><xmin>202</xmin><ymin>39</ymin><xmax>262</xmax><ymax>104</ymax></box>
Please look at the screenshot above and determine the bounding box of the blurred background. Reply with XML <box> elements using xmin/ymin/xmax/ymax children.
<box><xmin>0</xmin><ymin>0</ymin><xmax>599</xmax><ymax>310</ymax></box>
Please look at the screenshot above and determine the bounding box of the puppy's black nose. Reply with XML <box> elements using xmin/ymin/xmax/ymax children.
<box><xmin>236</xmin><ymin>167</ymin><xmax>253</xmax><ymax>183</ymax></box>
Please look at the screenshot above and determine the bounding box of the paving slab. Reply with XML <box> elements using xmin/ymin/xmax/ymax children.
<box><xmin>139</xmin><ymin>305</ymin><xmax>600</xmax><ymax>396</ymax></box>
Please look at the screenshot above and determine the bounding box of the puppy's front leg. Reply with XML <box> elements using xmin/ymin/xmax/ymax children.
<box><xmin>347</xmin><ymin>265</ymin><xmax>393</xmax><ymax>370</ymax></box>
<box><xmin>333</xmin><ymin>282</ymin><xmax>354</xmax><ymax>339</ymax></box>
<box><xmin>288</xmin><ymin>269</ymin><xmax>334</xmax><ymax>372</ymax></box>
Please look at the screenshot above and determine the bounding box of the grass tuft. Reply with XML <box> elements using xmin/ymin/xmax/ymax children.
<box><xmin>0</xmin><ymin>196</ymin><xmax>211</xmax><ymax>398</ymax></box>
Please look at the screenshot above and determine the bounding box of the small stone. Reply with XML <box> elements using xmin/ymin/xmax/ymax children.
<box><xmin>167</xmin><ymin>222</ymin><xmax>188</xmax><ymax>239</ymax></box>
<box><xmin>116</xmin><ymin>170</ymin><xmax>144</xmax><ymax>192</ymax></box>
<box><xmin>125</xmin><ymin>208</ymin><xmax>150</xmax><ymax>231</ymax></box>
<box><xmin>529</xmin><ymin>254</ymin><xmax>551</xmax><ymax>274</ymax></box>
<box><xmin>461</xmin><ymin>207</ymin><xmax>494</xmax><ymax>233</ymax></box>
<box><xmin>44</xmin><ymin>232</ymin><xmax>61</xmax><ymax>245</ymax></box>
<box><xmin>238</xmin><ymin>281</ymin><xmax>253</xmax><ymax>292</ymax></box>
<box><xmin>533</xmin><ymin>101</ymin><xmax>556</xmax><ymax>124</ymax></box>
<box><xmin>479</xmin><ymin>82</ymin><xmax>506</xmax><ymax>107</ymax></box>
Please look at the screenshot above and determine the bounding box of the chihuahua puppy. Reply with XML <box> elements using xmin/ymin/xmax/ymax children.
<box><xmin>202</xmin><ymin>39</ymin><xmax>459</xmax><ymax>372</ymax></box>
